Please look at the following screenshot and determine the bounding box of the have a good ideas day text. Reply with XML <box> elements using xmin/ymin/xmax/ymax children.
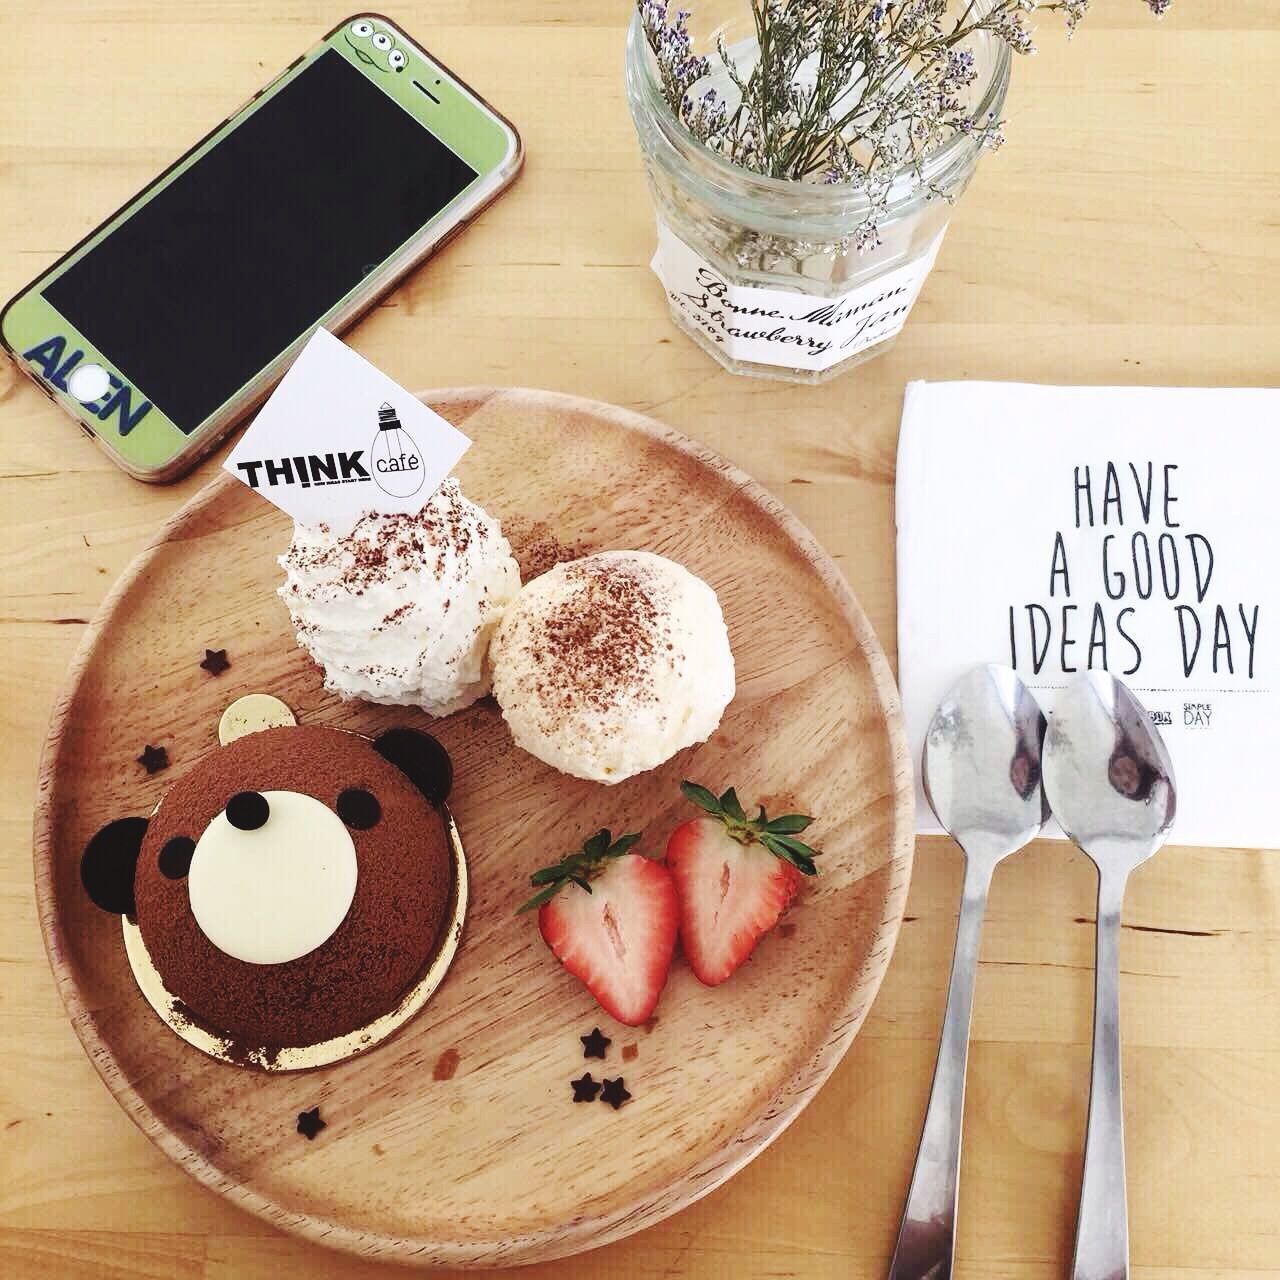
<box><xmin>1006</xmin><ymin>462</ymin><xmax>1261</xmax><ymax>681</ymax></box>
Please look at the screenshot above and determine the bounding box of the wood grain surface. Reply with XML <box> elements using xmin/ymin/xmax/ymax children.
<box><xmin>1</xmin><ymin>2</ymin><xmax>1278</xmax><ymax>1278</ymax></box>
<box><xmin>33</xmin><ymin>388</ymin><xmax>913</xmax><ymax>1266</ymax></box>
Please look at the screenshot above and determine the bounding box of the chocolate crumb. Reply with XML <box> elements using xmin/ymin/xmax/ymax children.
<box><xmin>433</xmin><ymin>1047</ymin><xmax>460</xmax><ymax>1081</ymax></box>
<box><xmin>622</xmin><ymin>1043</ymin><xmax>638</xmax><ymax>1063</ymax></box>
<box><xmin>599</xmin><ymin>1078</ymin><xmax>631</xmax><ymax>1110</ymax></box>
<box><xmin>581</xmin><ymin>1027</ymin><xmax>611</xmax><ymax>1060</ymax></box>
<box><xmin>137</xmin><ymin>744</ymin><xmax>169</xmax><ymax>775</ymax></box>
<box><xmin>571</xmin><ymin>1073</ymin><xmax>602</xmax><ymax>1103</ymax></box>
<box><xmin>296</xmin><ymin>1107</ymin><xmax>326</xmax><ymax>1140</ymax></box>
<box><xmin>199</xmin><ymin>648</ymin><xmax>230</xmax><ymax>676</ymax></box>
<box><xmin>170</xmin><ymin>1000</ymin><xmax>283</xmax><ymax>1069</ymax></box>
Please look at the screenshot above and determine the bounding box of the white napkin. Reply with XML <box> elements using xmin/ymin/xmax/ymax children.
<box><xmin>896</xmin><ymin>381</ymin><xmax>1277</xmax><ymax>850</ymax></box>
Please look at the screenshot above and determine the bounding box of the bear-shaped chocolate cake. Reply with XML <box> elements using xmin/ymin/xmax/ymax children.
<box><xmin>80</xmin><ymin>722</ymin><xmax>455</xmax><ymax>1051</ymax></box>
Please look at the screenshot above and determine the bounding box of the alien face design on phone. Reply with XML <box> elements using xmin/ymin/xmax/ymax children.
<box><xmin>345</xmin><ymin>18</ymin><xmax>408</xmax><ymax>73</ymax></box>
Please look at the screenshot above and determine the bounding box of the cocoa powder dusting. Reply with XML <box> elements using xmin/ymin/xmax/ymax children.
<box><xmin>376</xmin><ymin>602</ymin><xmax>414</xmax><ymax>631</ymax></box>
<box><xmin>524</xmin><ymin>557</ymin><xmax>671</xmax><ymax>735</ymax></box>
<box><xmin>501</xmin><ymin>516</ymin><xmax>591</xmax><ymax>581</ymax></box>
<box><xmin>283</xmin><ymin>480</ymin><xmax>478</xmax><ymax>596</ymax></box>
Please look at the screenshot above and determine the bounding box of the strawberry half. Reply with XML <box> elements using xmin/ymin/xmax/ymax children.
<box><xmin>519</xmin><ymin>829</ymin><xmax>678</xmax><ymax>1026</ymax></box>
<box><xmin>666</xmin><ymin>782</ymin><xmax>821</xmax><ymax>987</ymax></box>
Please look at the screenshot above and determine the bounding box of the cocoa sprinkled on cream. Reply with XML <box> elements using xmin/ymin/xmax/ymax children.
<box><xmin>489</xmin><ymin>550</ymin><xmax>736</xmax><ymax>784</ymax></box>
<box><xmin>282</xmin><ymin>481</ymin><xmax>481</xmax><ymax>596</ymax></box>
<box><xmin>376</xmin><ymin>602</ymin><xmax>415</xmax><ymax>632</ymax></box>
<box><xmin>277</xmin><ymin>479</ymin><xmax>522</xmax><ymax>716</ymax></box>
<box><xmin>519</xmin><ymin>556</ymin><xmax>672</xmax><ymax>735</ymax></box>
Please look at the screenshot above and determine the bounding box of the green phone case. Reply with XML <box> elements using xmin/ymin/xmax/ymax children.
<box><xmin>0</xmin><ymin>13</ymin><xmax>521</xmax><ymax>482</ymax></box>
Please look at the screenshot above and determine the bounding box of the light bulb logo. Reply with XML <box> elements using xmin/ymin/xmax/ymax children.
<box><xmin>369</xmin><ymin>401</ymin><xmax>424</xmax><ymax>498</ymax></box>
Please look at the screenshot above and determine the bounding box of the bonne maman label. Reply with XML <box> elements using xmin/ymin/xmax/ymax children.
<box><xmin>650</xmin><ymin>217</ymin><xmax>945</xmax><ymax>371</ymax></box>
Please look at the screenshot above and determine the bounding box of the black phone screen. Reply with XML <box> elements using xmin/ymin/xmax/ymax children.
<box><xmin>42</xmin><ymin>50</ymin><xmax>478</xmax><ymax>433</ymax></box>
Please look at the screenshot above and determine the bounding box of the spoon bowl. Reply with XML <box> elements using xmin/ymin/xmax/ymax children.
<box><xmin>1043</xmin><ymin>670</ymin><xmax>1176</xmax><ymax>868</ymax></box>
<box><xmin>923</xmin><ymin>663</ymin><xmax>1049</xmax><ymax>864</ymax></box>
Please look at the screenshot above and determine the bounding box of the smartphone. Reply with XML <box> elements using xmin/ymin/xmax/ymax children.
<box><xmin>0</xmin><ymin>13</ymin><xmax>522</xmax><ymax>482</ymax></box>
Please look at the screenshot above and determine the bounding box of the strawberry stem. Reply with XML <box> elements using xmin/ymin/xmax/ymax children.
<box><xmin>680</xmin><ymin>780</ymin><xmax>822</xmax><ymax>876</ymax></box>
<box><xmin>517</xmin><ymin>829</ymin><xmax>644</xmax><ymax>913</ymax></box>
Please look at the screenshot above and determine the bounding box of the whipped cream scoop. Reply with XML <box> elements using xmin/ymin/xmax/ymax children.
<box><xmin>279</xmin><ymin>479</ymin><xmax>521</xmax><ymax>716</ymax></box>
<box><xmin>490</xmin><ymin>550</ymin><xmax>735</xmax><ymax>783</ymax></box>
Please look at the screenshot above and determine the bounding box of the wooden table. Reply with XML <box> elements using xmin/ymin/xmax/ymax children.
<box><xmin>2</xmin><ymin>3</ymin><xmax>1276</xmax><ymax>1277</ymax></box>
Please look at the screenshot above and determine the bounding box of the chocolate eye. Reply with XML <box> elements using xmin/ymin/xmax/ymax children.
<box><xmin>226</xmin><ymin>791</ymin><xmax>270</xmax><ymax>830</ymax></box>
<box><xmin>337</xmin><ymin>788</ymin><xmax>381</xmax><ymax>830</ymax></box>
<box><xmin>159</xmin><ymin>836</ymin><xmax>196</xmax><ymax>879</ymax></box>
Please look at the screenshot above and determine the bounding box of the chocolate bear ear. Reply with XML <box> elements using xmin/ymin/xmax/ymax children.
<box><xmin>373</xmin><ymin>729</ymin><xmax>453</xmax><ymax>808</ymax></box>
<box><xmin>80</xmin><ymin>816</ymin><xmax>149</xmax><ymax>915</ymax></box>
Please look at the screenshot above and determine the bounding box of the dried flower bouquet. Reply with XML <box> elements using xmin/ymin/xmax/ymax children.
<box><xmin>627</xmin><ymin>0</ymin><xmax>1171</xmax><ymax>380</ymax></box>
<box><xmin>640</xmin><ymin>0</ymin><xmax>1171</xmax><ymax>251</ymax></box>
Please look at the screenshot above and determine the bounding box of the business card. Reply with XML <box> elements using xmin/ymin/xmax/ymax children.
<box><xmin>224</xmin><ymin>328</ymin><xmax>470</xmax><ymax>528</ymax></box>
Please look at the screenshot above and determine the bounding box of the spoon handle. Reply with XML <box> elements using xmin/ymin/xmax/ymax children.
<box><xmin>888</xmin><ymin>857</ymin><xmax>993</xmax><ymax>1280</ymax></box>
<box><xmin>1073</xmin><ymin>867</ymin><xmax>1131</xmax><ymax>1280</ymax></box>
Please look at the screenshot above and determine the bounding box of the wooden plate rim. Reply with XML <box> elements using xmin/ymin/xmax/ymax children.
<box><xmin>32</xmin><ymin>386</ymin><xmax>915</xmax><ymax>1266</ymax></box>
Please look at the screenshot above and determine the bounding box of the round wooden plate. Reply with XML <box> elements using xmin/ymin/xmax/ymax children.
<box><xmin>34</xmin><ymin>388</ymin><xmax>914</xmax><ymax>1267</ymax></box>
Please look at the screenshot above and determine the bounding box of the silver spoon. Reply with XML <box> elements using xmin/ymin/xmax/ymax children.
<box><xmin>888</xmin><ymin>664</ymin><xmax>1048</xmax><ymax>1280</ymax></box>
<box><xmin>1042</xmin><ymin>671</ymin><xmax>1176</xmax><ymax>1280</ymax></box>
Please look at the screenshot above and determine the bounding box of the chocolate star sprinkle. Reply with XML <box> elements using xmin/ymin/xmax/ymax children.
<box><xmin>137</xmin><ymin>744</ymin><xmax>169</xmax><ymax>775</ymax></box>
<box><xmin>581</xmin><ymin>1027</ymin><xmax>611</xmax><ymax>1060</ymax></box>
<box><xmin>599</xmin><ymin>1078</ymin><xmax>631</xmax><ymax>1110</ymax></box>
<box><xmin>296</xmin><ymin>1107</ymin><xmax>326</xmax><ymax>1140</ymax></box>
<box><xmin>571</xmin><ymin>1073</ymin><xmax>602</xmax><ymax>1103</ymax></box>
<box><xmin>199</xmin><ymin>648</ymin><xmax>230</xmax><ymax>676</ymax></box>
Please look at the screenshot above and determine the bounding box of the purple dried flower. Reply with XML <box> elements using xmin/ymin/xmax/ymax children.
<box><xmin>636</xmin><ymin>0</ymin><xmax>1170</xmax><ymax>248</ymax></box>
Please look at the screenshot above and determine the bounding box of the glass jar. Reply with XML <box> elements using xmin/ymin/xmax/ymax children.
<box><xmin>625</xmin><ymin>5</ymin><xmax>1011</xmax><ymax>383</ymax></box>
